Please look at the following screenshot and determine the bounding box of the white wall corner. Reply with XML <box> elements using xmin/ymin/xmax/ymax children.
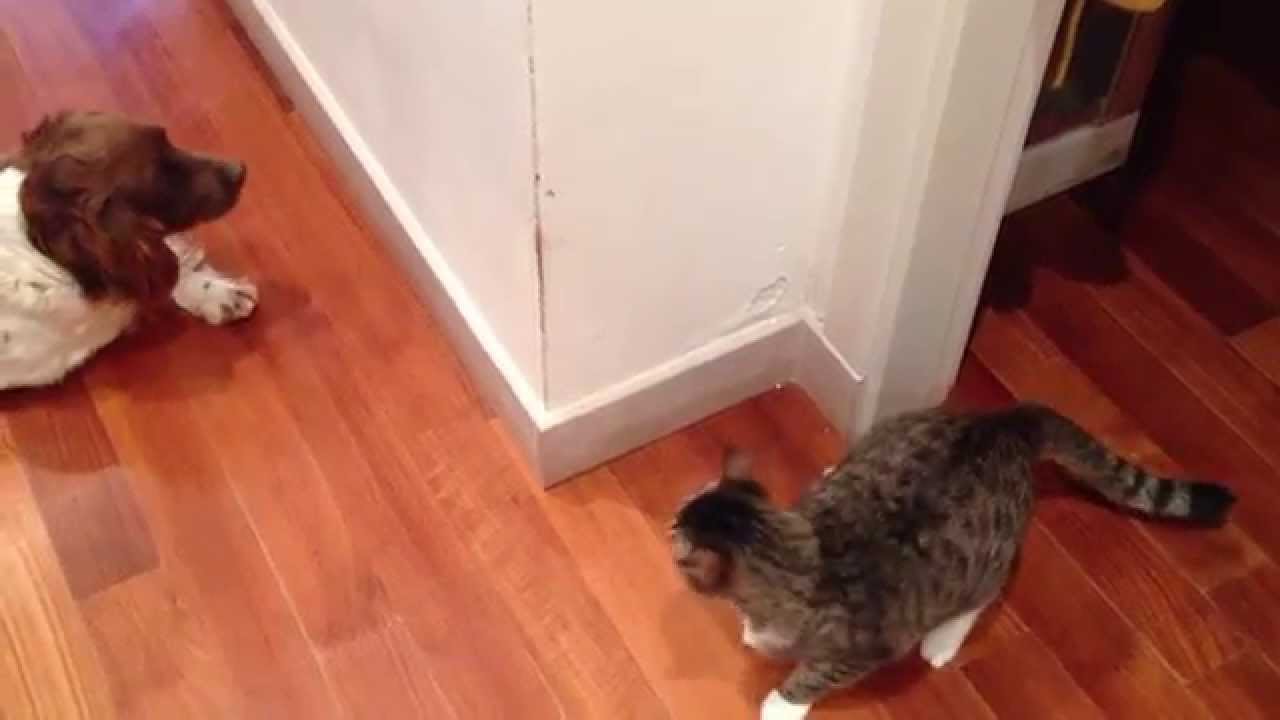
<box><xmin>533</xmin><ymin>310</ymin><xmax>865</xmax><ymax>485</ymax></box>
<box><xmin>229</xmin><ymin>0</ymin><xmax>852</xmax><ymax>488</ymax></box>
<box><xmin>827</xmin><ymin>0</ymin><xmax>1067</xmax><ymax>435</ymax></box>
<box><xmin>791</xmin><ymin>312</ymin><xmax>864</xmax><ymax>442</ymax></box>
<box><xmin>228</xmin><ymin>0</ymin><xmax>1053</xmax><ymax>488</ymax></box>
<box><xmin>804</xmin><ymin>2</ymin><xmax>886</xmax><ymax>323</ymax></box>
<box><xmin>537</xmin><ymin>313</ymin><xmax>807</xmax><ymax>483</ymax></box>
<box><xmin>524</xmin><ymin>0</ymin><xmax>551</xmax><ymax>406</ymax></box>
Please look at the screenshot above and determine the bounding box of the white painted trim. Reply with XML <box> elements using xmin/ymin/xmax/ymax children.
<box><xmin>537</xmin><ymin>310</ymin><xmax>860</xmax><ymax>484</ymax></box>
<box><xmin>825</xmin><ymin>0</ymin><xmax>1067</xmax><ymax>434</ymax></box>
<box><xmin>1005</xmin><ymin>112</ymin><xmax>1140</xmax><ymax>213</ymax></box>
<box><xmin>933</xmin><ymin>0</ymin><xmax>1074</xmax><ymax>397</ymax></box>
<box><xmin>792</xmin><ymin>312</ymin><xmax>863</xmax><ymax>441</ymax></box>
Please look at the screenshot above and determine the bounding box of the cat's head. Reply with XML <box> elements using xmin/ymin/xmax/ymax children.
<box><xmin>670</xmin><ymin>448</ymin><xmax>770</xmax><ymax>596</ymax></box>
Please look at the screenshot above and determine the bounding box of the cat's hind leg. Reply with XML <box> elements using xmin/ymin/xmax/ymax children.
<box><xmin>919</xmin><ymin>603</ymin><xmax>988</xmax><ymax>668</ymax></box>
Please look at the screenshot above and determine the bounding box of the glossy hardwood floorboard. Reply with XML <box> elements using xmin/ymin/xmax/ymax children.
<box><xmin>3</xmin><ymin>1</ymin><xmax>1280</xmax><ymax>717</ymax></box>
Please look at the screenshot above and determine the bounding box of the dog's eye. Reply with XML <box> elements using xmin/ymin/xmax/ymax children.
<box><xmin>156</xmin><ymin>158</ymin><xmax>189</xmax><ymax>185</ymax></box>
<box><xmin>145</xmin><ymin>126</ymin><xmax>170</xmax><ymax>149</ymax></box>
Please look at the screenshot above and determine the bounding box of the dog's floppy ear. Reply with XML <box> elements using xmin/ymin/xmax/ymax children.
<box><xmin>21</xmin><ymin>113</ymin><xmax>67</xmax><ymax>148</ymax></box>
<box><xmin>20</xmin><ymin>154</ymin><xmax>177</xmax><ymax>302</ymax></box>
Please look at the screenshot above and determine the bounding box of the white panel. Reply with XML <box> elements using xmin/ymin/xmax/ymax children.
<box><xmin>532</xmin><ymin>0</ymin><xmax>864</xmax><ymax>407</ymax></box>
<box><xmin>260</xmin><ymin>0</ymin><xmax>544</xmax><ymax>393</ymax></box>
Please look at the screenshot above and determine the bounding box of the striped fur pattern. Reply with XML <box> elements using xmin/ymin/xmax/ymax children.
<box><xmin>671</xmin><ymin>403</ymin><xmax>1235</xmax><ymax>719</ymax></box>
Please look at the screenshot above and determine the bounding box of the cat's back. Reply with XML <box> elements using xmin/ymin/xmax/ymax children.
<box><xmin>798</xmin><ymin>407</ymin><xmax>1029</xmax><ymax>550</ymax></box>
<box><xmin>798</xmin><ymin>410</ymin><xmax>968</xmax><ymax>529</ymax></box>
<box><xmin>818</xmin><ymin>408</ymin><xmax>963</xmax><ymax>486</ymax></box>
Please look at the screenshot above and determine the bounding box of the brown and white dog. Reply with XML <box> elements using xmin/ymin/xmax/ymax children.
<box><xmin>0</xmin><ymin>111</ymin><xmax>257</xmax><ymax>389</ymax></box>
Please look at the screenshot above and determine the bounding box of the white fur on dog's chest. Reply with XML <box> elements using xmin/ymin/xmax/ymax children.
<box><xmin>0</xmin><ymin>167</ymin><xmax>137</xmax><ymax>389</ymax></box>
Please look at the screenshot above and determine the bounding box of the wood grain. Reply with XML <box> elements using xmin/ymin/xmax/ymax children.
<box><xmin>756</xmin><ymin>384</ymin><xmax>849</xmax><ymax>471</ymax></box>
<box><xmin>875</xmin><ymin>668</ymin><xmax>995</xmax><ymax>720</ymax></box>
<box><xmin>964</xmin><ymin>632</ymin><xmax>1105</xmax><ymax>720</ymax></box>
<box><xmin>85</xmin><ymin>355</ymin><xmax>337</xmax><ymax>719</ymax></box>
<box><xmin>971</xmin><ymin>308</ymin><xmax>1265</xmax><ymax>590</ymax></box>
<box><xmin>0</xmin><ymin>423</ymin><xmax>114</xmax><ymax>719</ymax></box>
<box><xmin>4</xmin><ymin>381</ymin><xmax>157</xmax><ymax>600</ymax></box>
<box><xmin>1006</xmin><ymin>523</ymin><xmax>1212</xmax><ymax>719</ymax></box>
<box><xmin>1190</xmin><ymin>650</ymin><xmax>1280</xmax><ymax>720</ymax></box>
<box><xmin>1003</xmin><ymin>205</ymin><xmax>1280</xmax><ymax>564</ymax></box>
<box><xmin>1234</xmin><ymin>318</ymin><xmax>1280</xmax><ymax>386</ymax></box>
<box><xmin>950</xmin><ymin>358</ymin><xmax>1213</xmax><ymax>718</ymax></box>
<box><xmin>701</xmin><ymin>401</ymin><xmax>826</xmax><ymax>506</ymax></box>
<box><xmin>542</xmin><ymin>466</ymin><xmax>762</xmax><ymax>719</ymax></box>
<box><xmin>424</xmin><ymin>416</ymin><xmax>667</xmax><ymax>719</ymax></box>
<box><xmin>1209</xmin><ymin>564</ymin><xmax>1280</xmax><ymax>666</ymax></box>
<box><xmin>1144</xmin><ymin>180</ymin><xmax>1280</xmax><ymax>308</ymax></box>
<box><xmin>80</xmin><ymin>571</ymin><xmax>238</xmax><ymax>719</ymax></box>
<box><xmin>1032</xmin><ymin>493</ymin><xmax>1245</xmax><ymax>682</ymax></box>
<box><xmin>2</xmin><ymin>0</ymin><xmax>1278</xmax><ymax>717</ymax></box>
<box><xmin>247</xmin><ymin>317</ymin><xmax>574</xmax><ymax>718</ymax></box>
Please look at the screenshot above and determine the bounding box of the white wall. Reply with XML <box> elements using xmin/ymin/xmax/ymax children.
<box><xmin>531</xmin><ymin>1</ymin><xmax>862</xmax><ymax>407</ymax></box>
<box><xmin>232</xmin><ymin>0</ymin><xmax>1057</xmax><ymax>483</ymax></box>
<box><xmin>244</xmin><ymin>0</ymin><xmax>869</xmax><ymax>412</ymax></box>
<box><xmin>258</xmin><ymin>0</ymin><xmax>545</xmax><ymax>396</ymax></box>
<box><xmin>816</xmin><ymin>1</ymin><xmax>950</xmax><ymax>389</ymax></box>
<box><xmin>821</xmin><ymin>0</ymin><xmax>1064</xmax><ymax>430</ymax></box>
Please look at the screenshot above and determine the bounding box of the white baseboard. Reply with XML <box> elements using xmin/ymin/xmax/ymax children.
<box><xmin>1005</xmin><ymin>112</ymin><xmax>1139</xmax><ymax>214</ymax></box>
<box><xmin>537</xmin><ymin>311</ymin><xmax>862</xmax><ymax>484</ymax></box>
<box><xmin>792</xmin><ymin>314</ymin><xmax>863</xmax><ymax>439</ymax></box>
<box><xmin>226</xmin><ymin>0</ymin><xmax>864</xmax><ymax>486</ymax></box>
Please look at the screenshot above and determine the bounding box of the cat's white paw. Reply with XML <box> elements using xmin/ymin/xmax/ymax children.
<box><xmin>920</xmin><ymin>625</ymin><xmax>967</xmax><ymax>668</ymax></box>
<box><xmin>920</xmin><ymin>606</ymin><xmax>984</xmax><ymax>669</ymax></box>
<box><xmin>920</xmin><ymin>639</ymin><xmax>961</xmax><ymax>669</ymax></box>
<box><xmin>761</xmin><ymin>690</ymin><xmax>810</xmax><ymax>720</ymax></box>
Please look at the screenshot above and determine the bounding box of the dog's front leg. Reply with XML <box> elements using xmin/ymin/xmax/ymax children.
<box><xmin>166</xmin><ymin>235</ymin><xmax>258</xmax><ymax>325</ymax></box>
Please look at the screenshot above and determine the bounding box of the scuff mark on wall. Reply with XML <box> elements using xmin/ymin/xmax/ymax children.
<box><xmin>527</xmin><ymin>0</ymin><xmax>549</xmax><ymax>402</ymax></box>
<box><xmin>748</xmin><ymin>276</ymin><xmax>790</xmax><ymax>316</ymax></box>
<box><xmin>702</xmin><ymin>275</ymin><xmax>792</xmax><ymax>346</ymax></box>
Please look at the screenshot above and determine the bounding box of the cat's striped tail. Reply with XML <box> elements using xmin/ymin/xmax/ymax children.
<box><xmin>1013</xmin><ymin>404</ymin><xmax>1235</xmax><ymax>524</ymax></box>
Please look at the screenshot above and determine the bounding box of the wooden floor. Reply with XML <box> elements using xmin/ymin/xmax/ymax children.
<box><xmin>3</xmin><ymin>1</ymin><xmax>1280</xmax><ymax>718</ymax></box>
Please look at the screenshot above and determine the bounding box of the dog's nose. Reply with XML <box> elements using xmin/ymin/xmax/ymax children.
<box><xmin>225</xmin><ymin>162</ymin><xmax>247</xmax><ymax>189</ymax></box>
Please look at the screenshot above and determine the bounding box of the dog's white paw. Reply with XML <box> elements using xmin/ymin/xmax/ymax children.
<box><xmin>761</xmin><ymin>690</ymin><xmax>810</xmax><ymax>720</ymax></box>
<box><xmin>174</xmin><ymin>270</ymin><xmax>258</xmax><ymax>325</ymax></box>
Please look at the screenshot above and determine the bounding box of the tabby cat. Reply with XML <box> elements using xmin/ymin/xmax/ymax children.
<box><xmin>670</xmin><ymin>403</ymin><xmax>1234</xmax><ymax>720</ymax></box>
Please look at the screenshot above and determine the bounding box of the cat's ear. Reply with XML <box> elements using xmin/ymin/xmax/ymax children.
<box><xmin>723</xmin><ymin>447</ymin><xmax>753</xmax><ymax>481</ymax></box>
<box><xmin>677</xmin><ymin>546</ymin><xmax>728</xmax><ymax>594</ymax></box>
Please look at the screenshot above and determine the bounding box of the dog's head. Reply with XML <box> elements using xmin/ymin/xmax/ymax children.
<box><xmin>14</xmin><ymin>111</ymin><xmax>247</xmax><ymax>301</ymax></box>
